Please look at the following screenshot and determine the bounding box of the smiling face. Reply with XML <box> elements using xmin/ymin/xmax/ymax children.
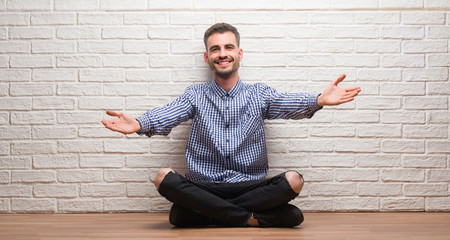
<box><xmin>204</xmin><ymin>31</ymin><xmax>243</xmax><ymax>80</ymax></box>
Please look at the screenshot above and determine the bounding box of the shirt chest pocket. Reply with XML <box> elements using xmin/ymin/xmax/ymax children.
<box><xmin>239</xmin><ymin>103</ymin><xmax>263</xmax><ymax>137</ymax></box>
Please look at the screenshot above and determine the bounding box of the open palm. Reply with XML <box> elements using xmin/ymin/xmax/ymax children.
<box><xmin>318</xmin><ymin>74</ymin><xmax>361</xmax><ymax>106</ymax></box>
<box><xmin>101</xmin><ymin>110</ymin><xmax>141</xmax><ymax>134</ymax></box>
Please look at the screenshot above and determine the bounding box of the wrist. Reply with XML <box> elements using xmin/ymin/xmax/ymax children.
<box><xmin>317</xmin><ymin>93</ymin><xmax>324</xmax><ymax>107</ymax></box>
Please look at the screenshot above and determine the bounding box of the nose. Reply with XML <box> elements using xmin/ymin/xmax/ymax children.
<box><xmin>219</xmin><ymin>47</ymin><xmax>226</xmax><ymax>57</ymax></box>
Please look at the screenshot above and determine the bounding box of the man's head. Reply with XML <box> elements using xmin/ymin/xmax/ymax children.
<box><xmin>203</xmin><ymin>23</ymin><xmax>243</xmax><ymax>80</ymax></box>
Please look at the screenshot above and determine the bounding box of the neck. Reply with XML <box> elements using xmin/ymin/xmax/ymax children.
<box><xmin>213</xmin><ymin>72</ymin><xmax>239</xmax><ymax>91</ymax></box>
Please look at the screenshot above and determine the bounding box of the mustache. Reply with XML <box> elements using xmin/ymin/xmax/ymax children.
<box><xmin>214</xmin><ymin>57</ymin><xmax>234</xmax><ymax>64</ymax></box>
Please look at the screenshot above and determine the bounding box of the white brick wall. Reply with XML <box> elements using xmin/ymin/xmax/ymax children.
<box><xmin>0</xmin><ymin>1</ymin><xmax>449</xmax><ymax>213</ymax></box>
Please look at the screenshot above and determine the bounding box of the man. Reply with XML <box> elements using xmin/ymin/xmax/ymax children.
<box><xmin>102</xmin><ymin>23</ymin><xmax>361</xmax><ymax>228</ymax></box>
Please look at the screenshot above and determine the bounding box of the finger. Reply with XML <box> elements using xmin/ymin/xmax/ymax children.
<box><xmin>106</xmin><ymin>110</ymin><xmax>121</xmax><ymax>117</ymax></box>
<box><xmin>344</xmin><ymin>86</ymin><xmax>361</xmax><ymax>92</ymax></box>
<box><xmin>333</xmin><ymin>74</ymin><xmax>346</xmax><ymax>86</ymax></box>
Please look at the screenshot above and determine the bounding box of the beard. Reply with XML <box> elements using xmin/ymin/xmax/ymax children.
<box><xmin>208</xmin><ymin>56</ymin><xmax>240</xmax><ymax>79</ymax></box>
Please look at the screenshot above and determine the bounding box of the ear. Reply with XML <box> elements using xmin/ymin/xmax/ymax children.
<box><xmin>204</xmin><ymin>51</ymin><xmax>208</xmax><ymax>64</ymax></box>
<box><xmin>238</xmin><ymin>48</ymin><xmax>243</xmax><ymax>61</ymax></box>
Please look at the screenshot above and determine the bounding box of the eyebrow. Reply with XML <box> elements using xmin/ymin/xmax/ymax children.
<box><xmin>209</xmin><ymin>43</ymin><xmax>236</xmax><ymax>51</ymax></box>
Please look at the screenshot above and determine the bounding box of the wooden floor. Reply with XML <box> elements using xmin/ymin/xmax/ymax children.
<box><xmin>1</xmin><ymin>212</ymin><xmax>450</xmax><ymax>240</ymax></box>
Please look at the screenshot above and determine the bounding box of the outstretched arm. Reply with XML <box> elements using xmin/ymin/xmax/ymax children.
<box><xmin>101</xmin><ymin>110</ymin><xmax>141</xmax><ymax>134</ymax></box>
<box><xmin>317</xmin><ymin>74</ymin><xmax>361</xmax><ymax>107</ymax></box>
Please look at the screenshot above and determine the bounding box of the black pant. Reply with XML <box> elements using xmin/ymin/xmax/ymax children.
<box><xmin>158</xmin><ymin>171</ymin><xmax>300</xmax><ymax>227</ymax></box>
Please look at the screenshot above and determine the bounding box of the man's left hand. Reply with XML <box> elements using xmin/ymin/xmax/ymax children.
<box><xmin>317</xmin><ymin>74</ymin><xmax>361</xmax><ymax>107</ymax></box>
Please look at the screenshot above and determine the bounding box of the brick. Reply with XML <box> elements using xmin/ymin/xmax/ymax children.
<box><xmin>101</xmin><ymin>0</ymin><xmax>147</xmax><ymax>10</ymax></box>
<box><xmin>9</xmin><ymin>27</ymin><xmax>53</xmax><ymax>39</ymax></box>
<box><xmin>404</xmin><ymin>97</ymin><xmax>447</xmax><ymax>110</ymax></box>
<box><xmin>381</xmin><ymin>169</ymin><xmax>424</xmax><ymax>182</ymax></box>
<box><xmin>150</xmin><ymin>140</ymin><xmax>186</xmax><ymax>154</ymax></box>
<box><xmin>10</xmin><ymin>55</ymin><xmax>53</xmax><ymax>68</ymax></box>
<box><xmin>0</xmin><ymin>41</ymin><xmax>30</xmax><ymax>53</ymax></box>
<box><xmin>0</xmin><ymin>185</ymin><xmax>32</xmax><ymax>197</ymax></box>
<box><xmin>381</xmin><ymin>198</ymin><xmax>424</xmax><ymax>211</ymax></box>
<box><xmin>57</xmin><ymin>27</ymin><xmax>101</xmax><ymax>39</ymax></box>
<box><xmin>357</xmin><ymin>97</ymin><xmax>401</xmax><ymax>110</ymax></box>
<box><xmin>287</xmin><ymin>55</ymin><xmax>333</xmax><ymax>67</ymax></box>
<box><xmin>33</xmin><ymin>69</ymin><xmax>77</xmax><ymax>82</ymax></box>
<box><xmin>0</xmin><ymin>28</ymin><xmax>5</xmax><ymax>39</ymax></box>
<box><xmin>81</xmin><ymin>184</ymin><xmax>125</xmax><ymax>197</ymax></box>
<box><xmin>104</xmin><ymin>198</ymin><xmax>150</xmax><ymax>212</ymax></box>
<box><xmin>356</xmin><ymin>125</ymin><xmax>401</xmax><ymax>138</ymax></box>
<box><xmin>310</xmin><ymin>12</ymin><xmax>354</xmax><ymax>24</ymax></box>
<box><xmin>404</xmin><ymin>125</ymin><xmax>447</xmax><ymax>139</ymax></box>
<box><xmin>0</xmin><ymin>156</ymin><xmax>31</xmax><ymax>169</ymax></box>
<box><xmin>428</xmin><ymin>170</ymin><xmax>450</xmax><ymax>182</ymax></box>
<box><xmin>358</xmin><ymin>69</ymin><xmax>402</xmax><ymax>82</ymax></box>
<box><xmin>32</xmin><ymin>41</ymin><xmax>76</xmax><ymax>53</ymax></box>
<box><xmin>79</xmin><ymin>97</ymin><xmax>124</xmax><ymax>110</ymax></box>
<box><xmin>381</xmin><ymin>26</ymin><xmax>424</xmax><ymax>39</ymax></box>
<box><xmin>335</xmin><ymin>139</ymin><xmax>380</xmax><ymax>153</ymax></box>
<box><xmin>404</xmin><ymin>184</ymin><xmax>447</xmax><ymax>196</ymax></box>
<box><xmin>32</xmin><ymin>126</ymin><xmax>77</xmax><ymax>139</ymax></box>
<box><xmin>335</xmin><ymin>55</ymin><xmax>378</xmax><ymax>67</ymax></box>
<box><xmin>335</xmin><ymin>26</ymin><xmax>378</xmax><ymax>38</ymax></box>
<box><xmin>12</xmin><ymin>199</ymin><xmax>55</xmax><ymax>213</ymax></box>
<box><xmin>11</xmin><ymin>111</ymin><xmax>55</xmax><ymax>124</ymax></box>
<box><xmin>0</xmin><ymin>126</ymin><xmax>30</xmax><ymax>139</ymax></box>
<box><xmin>104</xmin><ymin>170</ymin><xmax>149</xmax><ymax>182</ymax></box>
<box><xmin>356</xmin><ymin>154</ymin><xmax>399</xmax><ymax>168</ymax></box>
<box><xmin>55</xmin><ymin>0</ymin><xmax>99</xmax><ymax>10</ymax></box>
<box><xmin>244</xmin><ymin>54</ymin><xmax>285</xmax><ymax>67</ymax></box>
<box><xmin>104</xmin><ymin>140</ymin><xmax>150</xmax><ymax>153</ymax></box>
<box><xmin>33</xmin><ymin>155</ymin><xmax>78</xmax><ymax>169</ymax></box>
<box><xmin>285</xmin><ymin>0</ymin><xmax>331</xmax><ymax>9</ymax></box>
<box><xmin>11</xmin><ymin>141</ymin><xmax>57</xmax><ymax>155</ymax></box>
<box><xmin>309</xmin><ymin>183</ymin><xmax>356</xmax><ymax>196</ymax></box>
<box><xmin>124</xmin><ymin>12</ymin><xmax>167</xmax><ymax>25</ymax></box>
<box><xmin>429</xmin><ymin>111</ymin><xmax>450</xmax><ymax>123</ymax></box>
<box><xmin>0</xmin><ymin>113</ymin><xmax>8</xmax><ymax>125</ymax></box>
<box><xmin>80</xmin><ymin>155</ymin><xmax>124</xmax><ymax>168</ymax></box>
<box><xmin>148</xmin><ymin>0</ymin><xmax>192</xmax><ymax>10</ymax></box>
<box><xmin>102</xmin><ymin>27</ymin><xmax>147</xmax><ymax>39</ymax></box>
<box><xmin>12</xmin><ymin>170</ymin><xmax>55</xmax><ymax>183</ymax></box>
<box><xmin>335</xmin><ymin>169</ymin><xmax>379</xmax><ymax>182</ymax></box>
<box><xmin>379</xmin><ymin>0</ymin><xmax>423</xmax><ymax>8</ymax></box>
<box><xmin>10</xmin><ymin>83</ymin><xmax>54</xmax><ymax>96</ymax></box>
<box><xmin>58</xmin><ymin>170</ymin><xmax>102</xmax><ymax>183</ymax></box>
<box><xmin>0</xmin><ymin>142</ymin><xmax>9</xmax><ymax>155</ymax></box>
<box><xmin>403</xmin><ymin>12</ymin><xmax>445</xmax><ymax>25</ymax></box>
<box><xmin>59</xmin><ymin>199</ymin><xmax>103</xmax><ymax>212</ymax></box>
<box><xmin>403</xmin><ymin>68</ymin><xmax>448</xmax><ymax>82</ymax></box>
<box><xmin>333</xmin><ymin>197</ymin><xmax>379</xmax><ymax>211</ymax></box>
<box><xmin>31</xmin><ymin>13</ymin><xmax>75</xmax><ymax>25</ymax></box>
<box><xmin>7</xmin><ymin>0</ymin><xmax>51</xmax><ymax>10</ymax></box>
<box><xmin>103</xmin><ymin>55</ymin><xmax>148</xmax><ymax>68</ymax></box>
<box><xmin>355</xmin><ymin>40</ymin><xmax>400</xmax><ymax>53</ymax></box>
<box><xmin>148</xmin><ymin>26</ymin><xmax>192</xmax><ymax>40</ymax></box>
<box><xmin>78</xmin><ymin>13</ymin><xmax>122</xmax><ymax>25</ymax></box>
<box><xmin>239</xmin><ymin>26</ymin><xmax>285</xmax><ymax>38</ymax></box>
<box><xmin>427</xmin><ymin>141</ymin><xmax>450</xmax><ymax>153</ymax></box>
<box><xmin>0</xmin><ymin>199</ymin><xmax>9</xmax><ymax>212</ymax></box>
<box><xmin>356</xmin><ymin>12</ymin><xmax>400</xmax><ymax>24</ymax></box>
<box><xmin>426</xmin><ymin>197</ymin><xmax>450</xmax><ymax>211</ymax></box>
<box><xmin>58</xmin><ymin>140</ymin><xmax>103</xmax><ymax>153</ymax></box>
<box><xmin>0</xmin><ymin>171</ymin><xmax>9</xmax><ymax>183</ymax></box>
<box><xmin>262</xmin><ymin>12</ymin><xmax>308</xmax><ymax>24</ymax></box>
<box><xmin>57</xmin><ymin>83</ymin><xmax>102</xmax><ymax>96</ymax></box>
<box><xmin>0</xmin><ymin>69</ymin><xmax>31</xmax><ymax>81</ymax></box>
<box><xmin>150</xmin><ymin>55</ymin><xmax>193</xmax><ymax>68</ymax></box>
<box><xmin>381</xmin><ymin>82</ymin><xmax>425</xmax><ymax>96</ymax></box>
<box><xmin>126</xmin><ymin>155</ymin><xmax>171</xmax><ymax>168</ymax></box>
<box><xmin>0</xmin><ymin>13</ymin><xmax>29</xmax><ymax>25</ymax></box>
<box><xmin>381</xmin><ymin>55</ymin><xmax>424</xmax><ymax>68</ymax></box>
<box><xmin>334</xmin><ymin>110</ymin><xmax>379</xmax><ymax>123</ymax></box>
<box><xmin>79</xmin><ymin>127</ymin><xmax>123</xmax><ymax>138</ymax></box>
<box><xmin>123</xmin><ymin>40</ymin><xmax>168</xmax><ymax>54</ymax></box>
<box><xmin>34</xmin><ymin>184</ymin><xmax>77</xmax><ymax>197</ymax></box>
<box><xmin>57</xmin><ymin>56</ymin><xmax>102</xmax><ymax>68</ymax></box>
<box><xmin>170</xmin><ymin>12</ymin><xmax>214</xmax><ymax>25</ymax></box>
<box><xmin>33</xmin><ymin>97</ymin><xmax>76</xmax><ymax>110</ymax></box>
<box><xmin>127</xmin><ymin>183</ymin><xmax>157</xmax><ymax>197</ymax></box>
<box><xmin>309</xmin><ymin>125</ymin><xmax>355</xmax><ymax>137</ymax></box>
<box><xmin>310</xmin><ymin>154</ymin><xmax>356</xmax><ymax>168</ymax></box>
<box><xmin>193</xmin><ymin>0</ymin><xmax>282</xmax><ymax>10</ymax></box>
<box><xmin>309</xmin><ymin>40</ymin><xmax>352</xmax><ymax>53</ymax></box>
<box><xmin>429</xmin><ymin>54</ymin><xmax>450</xmax><ymax>67</ymax></box>
<box><xmin>80</xmin><ymin>69</ymin><xmax>124</xmax><ymax>82</ymax></box>
<box><xmin>297</xmin><ymin>168</ymin><xmax>333</xmax><ymax>182</ymax></box>
<box><xmin>428</xmin><ymin>82</ymin><xmax>450</xmax><ymax>95</ymax></box>
<box><xmin>286</xmin><ymin>139</ymin><xmax>333</xmax><ymax>152</ymax></box>
<box><xmin>382</xmin><ymin>140</ymin><xmax>425</xmax><ymax>153</ymax></box>
<box><xmin>358</xmin><ymin>183</ymin><xmax>402</xmax><ymax>196</ymax></box>
<box><xmin>403</xmin><ymin>40</ymin><xmax>447</xmax><ymax>53</ymax></box>
<box><xmin>58</xmin><ymin>111</ymin><xmax>102</xmax><ymax>124</ymax></box>
<box><xmin>425</xmin><ymin>0</ymin><xmax>450</xmax><ymax>8</ymax></box>
<box><xmin>402</xmin><ymin>155</ymin><xmax>447</xmax><ymax>168</ymax></box>
<box><xmin>288</xmin><ymin>26</ymin><xmax>334</xmax><ymax>39</ymax></box>
<box><xmin>429</xmin><ymin>26</ymin><xmax>450</xmax><ymax>39</ymax></box>
<box><xmin>170</xmin><ymin>40</ymin><xmax>207</xmax><ymax>54</ymax></box>
<box><xmin>381</xmin><ymin>111</ymin><xmax>425</xmax><ymax>124</ymax></box>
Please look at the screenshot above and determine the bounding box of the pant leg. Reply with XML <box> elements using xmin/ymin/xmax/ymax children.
<box><xmin>226</xmin><ymin>172</ymin><xmax>301</xmax><ymax>211</ymax></box>
<box><xmin>157</xmin><ymin>171</ymin><xmax>251</xmax><ymax>227</ymax></box>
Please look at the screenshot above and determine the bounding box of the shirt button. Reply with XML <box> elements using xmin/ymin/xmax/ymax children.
<box><xmin>226</xmin><ymin>156</ymin><xmax>230</xmax><ymax>160</ymax></box>
<box><xmin>226</xmin><ymin>124</ymin><xmax>229</xmax><ymax>128</ymax></box>
<box><xmin>226</xmin><ymin>139</ymin><xmax>229</xmax><ymax>142</ymax></box>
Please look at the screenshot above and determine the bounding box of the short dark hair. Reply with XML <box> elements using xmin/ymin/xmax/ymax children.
<box><xmin>203</xmin><ymin>23</ymin><xmax>240</xmax><ymax>50</ymax></box>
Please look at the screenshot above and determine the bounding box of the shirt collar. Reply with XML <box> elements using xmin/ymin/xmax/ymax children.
<box><xmin>210</xmin><ymin>78</ymin><xmax>243</xmax><ymax>99</ymax></box>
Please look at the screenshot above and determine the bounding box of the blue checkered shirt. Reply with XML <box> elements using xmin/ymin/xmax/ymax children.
<box><xmin>136</xmin><ymin>79</ymin><xmax>322</xmax><ymax>183</ymax></box>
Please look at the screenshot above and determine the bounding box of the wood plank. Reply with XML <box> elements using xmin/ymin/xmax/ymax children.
<box><xmin>0</xmin><ymin>212</ymin><xmax>449</xmax><ymax>240</ymax></box>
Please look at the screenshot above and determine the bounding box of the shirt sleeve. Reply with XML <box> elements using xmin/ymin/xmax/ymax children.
<box><xmin>135</xmin><ymin>88</ymin><xmax>194</xmax><ymax>137</ymax></box>
<box><xmin>259</xmin><ymin>83</ymin><xmax>322</xmax><ymax>120</ymax></box>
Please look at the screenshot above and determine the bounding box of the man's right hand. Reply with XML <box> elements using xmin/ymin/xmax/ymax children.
<box><xmin>101</xmin><ymin>110</ymin><xmax>141</xmax><ymax>134</ymax></box>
